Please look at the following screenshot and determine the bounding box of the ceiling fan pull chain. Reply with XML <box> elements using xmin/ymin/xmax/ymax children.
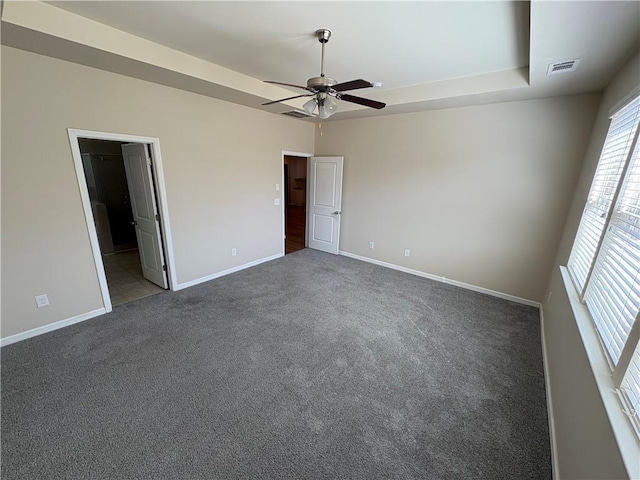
<box><xmin>319</xmin><ymin>121</ymin><xmax>323</xmax><ymax>137</ymax></box>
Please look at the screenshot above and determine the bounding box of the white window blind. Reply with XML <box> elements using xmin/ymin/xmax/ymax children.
<box><xmin>568</xmin><ymin>97</ymin><xmax>640</xmax><ymax>293</ymax></box>
<box><xmin>584</xmin><ymin>128</ymin><xmax>640</xmax><ymax>363</ymax></box>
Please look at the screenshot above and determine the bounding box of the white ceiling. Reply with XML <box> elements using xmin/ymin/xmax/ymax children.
<box><xmin>3</xmin><ymin>1</ymin><xmax>640</xmax><ymax>120</ymax></box>
<box><xmin>47</xmin><ymin>1</ymin><xmax>530</xmax><ymax>90</ymax></box>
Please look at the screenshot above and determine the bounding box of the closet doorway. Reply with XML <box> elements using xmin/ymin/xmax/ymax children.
<box><xmin>69</xmin><ymin>129</ymin><xmax>176</xmax><ymax>313</ymax></box>
<box><xmin>283</xmin><ymin>154</ymin><xmax>309</xmax><ymax>254</ymax></box>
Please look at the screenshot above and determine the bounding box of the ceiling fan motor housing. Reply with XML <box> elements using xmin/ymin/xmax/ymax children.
<box><xmin>307</xmin><ymin>76</ymin><xmax>338</xmax><ymax>92</ymax></box>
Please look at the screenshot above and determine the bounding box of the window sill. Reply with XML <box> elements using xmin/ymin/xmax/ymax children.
<box><xmin>560</xmin><ymin>266</ymin><xmax>640</xmax><ymax>479</ymax></box>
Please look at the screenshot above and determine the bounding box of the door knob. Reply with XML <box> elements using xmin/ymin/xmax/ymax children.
<box><xmin>332</xmin><ymin>211</ymin><xmax>341</xmax><ymax>215</ymax></box>
<box><xmin>130</xmin><ymin>220</ymin><xmax>137</xmax><ymax>226</ymax></box>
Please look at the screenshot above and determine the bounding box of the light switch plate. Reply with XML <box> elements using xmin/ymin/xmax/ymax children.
<box><xmin>274</xmin><ymin>198</ymin><xmax>281</xmax><ymax>206</ymax></box>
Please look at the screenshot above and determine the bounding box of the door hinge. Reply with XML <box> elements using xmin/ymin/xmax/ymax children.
<box><xmin>162</xmin><ymin>265</ymin><xmax>167</xmax><ymax>271</ymax></box>
<box><xmin>155</xmin><ymin>213</ymin><xmax>160</xmax><ymax>222</ymax></box>
<box><xmin>147</xmin><ymin>158</ymin><xmax>152</xmax><ymax>166</ymax></box>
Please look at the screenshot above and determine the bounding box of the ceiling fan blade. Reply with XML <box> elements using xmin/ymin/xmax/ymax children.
<box><xmin>332</xmin><ymin>79</ymin><xmax>374</xmax><ymax>92</ymax></box>
<box><xmin>338</xmin><ymin>93</ymin><xmax>386</xmax><ymax>110</ymax></box>
<box><xmin>262</xmin><ymin>94</ymin><xmax>314</xmax><ymax>106</ymax></box>
<box><xmin>264</xmin><ymin>80</ymin><xmax>314</xmax><ymax>92</ymax></box>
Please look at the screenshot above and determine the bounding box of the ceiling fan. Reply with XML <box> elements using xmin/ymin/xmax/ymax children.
<box><xmin>262</xmin><ymin>29</ymin><xmax>386</xmax><ymax>119</ymax></box>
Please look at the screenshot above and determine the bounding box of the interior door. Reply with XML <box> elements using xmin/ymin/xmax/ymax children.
<box><xmin>308</xmin><ymin>156</ymin><xmax>344</xmax><ymax>254</ymax></box>
<box><xmin>121</xmin><ymin>143</ymin><xmax>168</xmax><ymax>288</ymax></box>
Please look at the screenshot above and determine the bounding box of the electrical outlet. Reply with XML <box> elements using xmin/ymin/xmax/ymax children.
<box><xmin>369</xmin><ymin>241</ymin><xmax>375</xmax><ymax>249</ymax></box>
<box><xmin>274</xmin><ymin>198</ymin><xmax>281</xmax><ymax>206</ymax></box>
<box><xmin>276</xmin><ymin>183</ymin><xmax>280</xmax><ymax>191</ymax></box>
<box><xmin>404</xmin><ymin>249</ymin><xmax>411</xmax><ymax>257</ymax></box>
<box><xmin>35</xmin><ymin>294</ymin><xmax>49</xmax><ymax>308</ymax></box>
<box><xmin>231</xmin><ymin>248</ymin><xmax>237</xmax><ymax>257</ymax></box>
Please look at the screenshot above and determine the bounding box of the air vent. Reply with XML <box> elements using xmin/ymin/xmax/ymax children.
<box><xmin>281</xmin><ymin>110</ymin><xmax>312</xmax><ymax>119</ymax></box>
<box><xmin>547</xmin><ymin>59</ymin><xmax>581</xmax><ymax>75</ymax></box>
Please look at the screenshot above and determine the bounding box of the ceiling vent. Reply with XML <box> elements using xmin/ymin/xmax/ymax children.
<box><xmin>281</xmin><ymin>110</ymin><xmax>312</xmax><ymax>119</ymax></box>
<box><xmin>547</xmin><ymin>59</ymin><xmax>581</xmax><ymax>75</ymax></box>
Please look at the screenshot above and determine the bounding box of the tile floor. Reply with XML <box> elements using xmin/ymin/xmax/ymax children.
<box><xmin>103</xmin><ymin>249</ymin><xmax>164</xmax><ymax>306</ymax></box>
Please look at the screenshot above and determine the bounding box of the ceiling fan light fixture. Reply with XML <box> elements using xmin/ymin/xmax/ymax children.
<box><xmin>317</xmin><ymin>95</ymin><xmax>338</xmax><ymax>119</ymax></box>
<box><xmin>303</xmin><ymin>98</ymin><xmax>317</xmax><ymax>116</ymax></box>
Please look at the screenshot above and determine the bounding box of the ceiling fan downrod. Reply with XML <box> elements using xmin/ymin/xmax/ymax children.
<box><xmin>316</xmin><ymin>29</ymin><xmax>331</xmax><ymax>78</ymax></box>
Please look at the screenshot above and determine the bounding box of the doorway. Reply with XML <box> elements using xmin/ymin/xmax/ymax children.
<box><xmin>284</xmin><ymin>155</ymin><xmax>308</xmax><ymax>254</ymax></box>
<box><xmin>79</xmin><ymin>138</ymin><xmax>167</xmax><ymax>306</ymax></box>
<box><xmin>69</xmin><ymin>129</ymin><xmax>176</xmax><ymax>313</ymax></box>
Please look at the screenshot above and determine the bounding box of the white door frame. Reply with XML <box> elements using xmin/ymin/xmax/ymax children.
<box><xmin>281</xmin><ymin>150</ymin><xmax>313</xmax><ymax>255</ymax></box>
<box><xmin>68</xmin><ymin>128</ymin><xmax>178</xmax><ymax>313</ymax></box>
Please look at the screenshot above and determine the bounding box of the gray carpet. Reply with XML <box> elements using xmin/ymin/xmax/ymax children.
<box><xmin>1</xmin><ymin>249</ymin><xmax>551</xmax><ymax>479</ymax></box>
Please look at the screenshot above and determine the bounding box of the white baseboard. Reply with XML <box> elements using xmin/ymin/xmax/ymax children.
<box><xmin>1</xmin><ymin>307</ymin><xmax>106</xmax><ymax>347</ymax></box>
<box><xmin>338</xmin><ymin>250</ymin><xmax>540</xmax><ymax>308</ymax></box>
<box><xmin>175</xmin><ymin>253</ymin><xmax>283</xmax><ymax>291</ymax></box>
<box><xmin>540</xmin><ymin>307</ymin><xmax>560</xmax><ymax>479</ymax></box>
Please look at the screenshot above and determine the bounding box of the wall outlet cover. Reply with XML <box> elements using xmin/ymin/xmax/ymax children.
<box><xmin>35</xmin><ymin>294</ymin><xmax>49</xmax><ymax>308</ymax></box>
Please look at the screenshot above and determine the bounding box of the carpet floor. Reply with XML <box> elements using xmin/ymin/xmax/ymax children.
<box><xmin>1</xmin><ymin>249</ymin><xmax>551</xmax><ymax>479</ymax></box>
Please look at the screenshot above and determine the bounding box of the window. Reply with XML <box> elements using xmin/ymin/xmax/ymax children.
<box><xmin>567</xmin><ymin>94</ymin><xmax>640</xmax><ymax>436</ymax></box>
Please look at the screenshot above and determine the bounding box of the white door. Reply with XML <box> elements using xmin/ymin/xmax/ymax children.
<box><xmin>121</xmin><ymin>143</ymin><xmax>168</xmax><ymax>288</ymax></box>
<box><xmin>308</xmin><ymin>156</ymin><xmax>344</xmax><ymax>254</ymax></box>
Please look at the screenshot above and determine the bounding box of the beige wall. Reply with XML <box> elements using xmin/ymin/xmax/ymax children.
<box><xmin>540</xmin><ymin>51</ymin><xmax>640</xmax><ymax>479</ymax></box>
<box><xmin>315</xmin><ymin>95</ymin><xmax>600</xmax><ymax>302</ymax></box>
<box><xmin>1</xmin><ymin>46</ymin><xmax>314</xmax><ymax>338</ymax></box>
